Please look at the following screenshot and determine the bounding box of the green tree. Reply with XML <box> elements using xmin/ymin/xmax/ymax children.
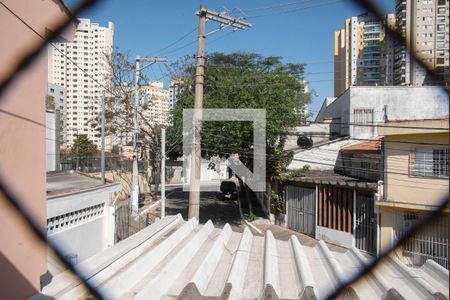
<box><xmin>167</xmin><ymin>52</ymin><xmax>311</xmax><ymax>214</ymax></box>
<box><xmin>71</xmin><ymin>135</ymin><xmax>97</xmax><ymax>158</ymax></box>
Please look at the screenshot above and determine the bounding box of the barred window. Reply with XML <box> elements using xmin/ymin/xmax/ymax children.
<box><xmin>411</xmin><ymin>148</ymin><xmax>449</xmax><ymax>178</ymax></box>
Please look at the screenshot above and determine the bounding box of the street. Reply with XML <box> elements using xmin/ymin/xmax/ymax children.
<box><xmin>151</xmin><ymin>185</ymin><xmax>244</xmax><ymax>231</ymax></box>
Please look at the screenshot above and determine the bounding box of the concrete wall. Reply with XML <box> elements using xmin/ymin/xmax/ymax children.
<box><xmin>0</xmin><ymin>1</ymin><xmax>76</xmax><ymax>298</ymax></box>
<box><xmin>46</xmin><ymin>110</ymin><xmax>57</xmax><ymax>172</ymax></box>
<box><xmin>316</xmin><ymin>87</ymin><xmax>449</xmax><ymax>139</ymax></box>
<box><xmin>315</xmin><ymin>226</ymin><xmax>354</xmax><ymax>248</ymax></box>
<box><xmin>47</xmin><ymin>184</ymin><xmax>119</xmax><ymax>266</ymax></box>
<box><xmin>379</xmin><ymin>206</ymin><xmax>394</xmax><ymax>253</ymax></box>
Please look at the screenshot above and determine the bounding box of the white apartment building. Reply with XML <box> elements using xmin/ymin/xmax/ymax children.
<box><xmin>394</xmin><ymin>0</ymin><xmax>449</xmax><ymax>85</ymax></box>
<box><xmin>334</xmin><ymin>13</ymin><xmax>395</xmax><ymax>96</ymax></box>
<box><xmin>141</xmin><ymin>81</ymin><xmax>170</xmax><ymax>126</ymax></box>
<box><xmin>48</xmin><ymin>18</ymin><xmax>114</xmax><ymax>147</ymax></box>
<box><xmin>47</xmin><ymin>83</ymin><xmax>67</xmax><ymax>147</ymax></box>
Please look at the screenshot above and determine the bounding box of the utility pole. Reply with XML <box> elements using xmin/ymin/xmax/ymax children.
<box><xmin>161</xmin><ymin>127</ymin><xmax>166</xmax><ymax>218</ymax></box>
<box><xmin>131</xmin><ymin>56</ymin><xmax>167</xmax><ymax>213</ymax></box>
<box><xmin>188</xmin><ymin>4</ymin><xmax>251</xmax><ymax>219</ymax></box>
<box><xmin>100</xmin><ymin>94</ymin><xmax>106</xmax><ymax>184</ymax></box>
<box><xmin>74</xmin><ymin>129</ymin><xmax>79</xmax><ymax>171</ymax></box>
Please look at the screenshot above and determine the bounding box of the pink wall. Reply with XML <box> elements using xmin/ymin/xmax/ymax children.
<box><xmin>0</xmin><ymin>1</ymin><xmax>75</xmax><ymax>298</ymax></box>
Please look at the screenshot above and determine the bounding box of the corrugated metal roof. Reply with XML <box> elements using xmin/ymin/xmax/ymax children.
<box><xmin>41</xmin><ymin>215</ymin><xmax>449</xmax><ymax>300</ymax></box>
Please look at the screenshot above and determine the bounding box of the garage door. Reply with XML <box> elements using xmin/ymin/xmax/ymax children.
<box><xmin>286</xmin><ymin>186</ymin><xmax>315</xmax><ymax>236</ymax></box>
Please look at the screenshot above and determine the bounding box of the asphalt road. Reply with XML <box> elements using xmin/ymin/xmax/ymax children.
<box><xmin>152</xmin><ymin>185</ymin><xmax>244</xmax><ymax>230</ymax></box>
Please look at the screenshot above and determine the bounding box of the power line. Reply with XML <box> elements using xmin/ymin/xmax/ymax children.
<box><xmin>245</xmin><ymin>0</ymin><xmax>347</xmax><ymax>19</ymax></box>
<box><xmin>242</xmin><ymin>0</ymin><xmax>313</xmax><ymax>12</ymax></box>
<box><xmin>198</xmin><ymin>141</ymin><xmax>422</xmax><ymax>178</ymax></box>
<box><xmin>148</xmin><ymin>26</ymin><xmax>198</xmax><ymax>56</ymax></box>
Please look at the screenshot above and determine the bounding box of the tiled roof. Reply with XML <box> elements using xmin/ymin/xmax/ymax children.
<box><xmin>41</xmin><ymin>215</ymin><xmax>449</xmax><ymax>299</ymax></box>
<box><xmin>340</xmin><ymin>140</ymin><xmax>382</xmax><ymax>152</ymax></box>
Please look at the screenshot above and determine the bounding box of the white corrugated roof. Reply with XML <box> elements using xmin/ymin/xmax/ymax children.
<box><xmin>41</xmin><ymin>215</ymin><xmax>449</xmax><ymax>300</ymax></box>
<box><xmin>288</xmin><ymin>139</ymin><xmax>361</xmax><ymax>171</ymax></box>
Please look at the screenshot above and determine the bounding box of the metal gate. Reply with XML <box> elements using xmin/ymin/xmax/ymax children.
<box><xmin>355</xmin><ymin>192</ymin><xmax>376</xmax><ymax>255</ymax></box>
<box><xmin>115</xmin><ymin>204</ymin><xmax>151</xmax><ymax>243</ymax></box>
<box><xmin>286</xmin><ymin>186</ymin><xmax>315</xmax><ymax>236</ymax></box>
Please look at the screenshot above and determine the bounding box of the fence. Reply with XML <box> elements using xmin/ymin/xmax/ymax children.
<box><xmin>114</xmin><ymin>203</ymin><xmax>160</xmax><ymax>243</ymax></box>
<box><xmin>60</xmin><ymin>155</ymin><xmax>146</xmax><ymax>174</ymax></box>
<box><xmin>394</xmin><ymin>210</ymin><xmax>448</xmax><ymax>269</ymax></box>
<box><xmin>0</xmin><ymin>0</ymin><xmax>448</xmax><ymax>298</ymax></box>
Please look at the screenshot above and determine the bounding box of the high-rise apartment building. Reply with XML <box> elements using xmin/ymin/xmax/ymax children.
<box><xmin>334</xmin><ymin>13</ymin><xmax>395</xmax><ymax>97</ymax></box>
<box><xmin>47</xmin><ymin>83</ymin><xmax>67</xmax><ymax>147</ymax></box>
<box><xmin>141</xmin><ymin>81</ymin><xmax>170</xmax><ymax>126</ymax></box>
<box><xmin>48</xmin><ymin>18</ymin><xmax>114</xmax><ymax>147</ymax></box>
<box><xmin>168</xmin><ymin>79</ymin><xmax>183</xmax><ymax>112</ymax></box>
<box><xmin>394</xmin><ymin>0</ymin><xmax>449</xmax><ymax>86</ymax></box>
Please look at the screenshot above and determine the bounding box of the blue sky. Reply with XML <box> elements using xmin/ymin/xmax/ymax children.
<box><xmin>77</xmin><ymin>0</ymin><xmax>394</xmax><ymax>117</ymax></box>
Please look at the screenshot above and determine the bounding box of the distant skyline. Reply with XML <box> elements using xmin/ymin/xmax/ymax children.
<box><xmin>76</xmin><ymin>0</ymin><xmax>395</xmax><ymax>117</ymax></box>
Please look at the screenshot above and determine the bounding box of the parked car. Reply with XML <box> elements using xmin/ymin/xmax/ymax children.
<box><xmin>217</xmin><ymin>180</ymin><xmax>239</xmax><ymax>200</ymax></box>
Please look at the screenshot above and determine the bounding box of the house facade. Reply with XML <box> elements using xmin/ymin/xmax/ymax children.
<box><xmin>315</xmin><ymin>86</ymin><xmax>449</xmax><ymax>139</ymax></box>
<box><xmin>377</xmin><ymin>118</ymin><xmax>449</xmax><ymax>268</ymax></box>
<box><xmin>284</xmin><ymin>169</ymin><xmax>379</xmax><ymax>255</ymax></box>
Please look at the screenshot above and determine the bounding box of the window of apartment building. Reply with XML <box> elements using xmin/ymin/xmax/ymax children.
<box><xmin>411</xmin><ymin>148</ymin><xmax>449</xmax><ymax>178</ymax></box>
<box><xmin>422</xmin><ymin>16</ymin><xmax>433</xmax><ymax>21</ymax></box>
<box><xmin>437</xmin><ymin>7</ymin><xmax>446</xmax><ymax>14</ymax></box>
<box><xmin>353</xmin><ymin>109</ymin><xmax>374</xmax><ymax>124</ymax></box>
<box><xmin>422</xmin><ymin>8</ymin><xmax>432</xmax><ymax>12</ymax></box>
<box><xmin>436</xmin><ymin>41</ymin><xmax>445</xmax><ymax>49</ymax></box>
<box><xmin>436</xmin><ymin>16</ymin><xmax>445</xmax><ymax>23</ymax></box>
<box><xmin>437</xmin><ymin>24</ymin><xmax>446</xmax><ymax>31</ymax></box>
<box><xmin>421</xmin><ymin>41</ymin><xmax>433</xmax><ymax>46</ymax></box>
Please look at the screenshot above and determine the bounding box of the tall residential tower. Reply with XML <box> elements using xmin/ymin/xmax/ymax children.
<box><xmin>48</xmin><ymin>18</ymin><xmax>114</xmax><ymax>147</ymax></box>
<box><xmin>394</xmin><ymin>0</ymin><xmax>449</xmax><ymax>86</ymax></box>
<box><xmin>334</xmin><ymin>13</ymin><xmax>395</xmax><ymax>97</ymax></box>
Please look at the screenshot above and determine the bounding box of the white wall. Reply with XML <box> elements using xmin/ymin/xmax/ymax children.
<box><xmin>47</xmin><ymin>184</ymin><xmax>120</xmax><ymax>264</ymax></box>
<box><xmin>48</xmin><ymin>217</ymin><xmax>106</xmax><ymax>264</ymax></box>
<box><xmin>46</xmin><ymin>111</ymin><xmax>56</xmax><ymax>172</ymax></box>
<box><xmin>315</xmin><ymin>226</ymin><xmax>354</xmax><ymax>248</ymax></box>
<box><xmin>316</xmin><ymin>86</ymin><xmax>449</xmax><ymax>139</ymax></box>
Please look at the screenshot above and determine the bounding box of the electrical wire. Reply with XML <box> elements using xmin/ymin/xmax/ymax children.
<box><xmin>245</xmin><ymin>0</ymin><xmax>347</xmax><ymax>19</ymax></box>
<box><xmin>147</xmin><ymin>26</ymin><xmax>198</xmax><ymax>56</ymax></box>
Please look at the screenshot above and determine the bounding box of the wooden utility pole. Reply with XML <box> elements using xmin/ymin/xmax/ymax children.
<box><xmin>188</xmin><ymin>4</ymin><xmax>251</xmax><ymax>219</ymax></box>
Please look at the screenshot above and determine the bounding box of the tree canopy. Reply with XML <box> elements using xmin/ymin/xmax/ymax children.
<box><xmin>71</xmin><ymin>135</ymin><xmax>97</xmax><ymax>157</ymax></box>
<box><xmin>168</xmin><ymin>52</ymin><xmax>311</xmax><ymax>181</ymax></box>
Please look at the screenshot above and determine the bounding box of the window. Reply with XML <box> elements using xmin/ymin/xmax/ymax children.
<box><xmin>437</xmin><ymin>24</ymin><xmax>445</xmax><ymax>31</ymax></box>
<box><xmin>437</xmin><ymin>7</ymin><xmax>446</xmax><ymax>14</ymax></box>
<box><xmin>411</xmin><ymin>148</ymin><xmax>449</xmax><ymax>178</ymax></box>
